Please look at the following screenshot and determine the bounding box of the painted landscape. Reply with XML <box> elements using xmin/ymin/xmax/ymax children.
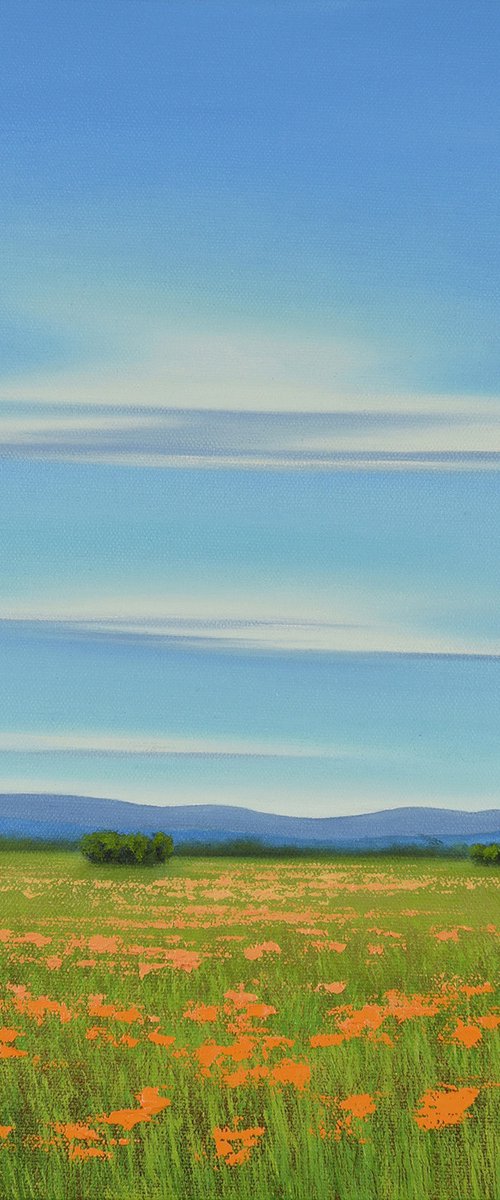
<box><xmin>2</xmin><ymin>1</ymin><xmax>499</xmax><ymax>1197</ymax></box>
<box><xmin>0</xmin><ymin>845</ymin><xmax>498</xmax><ymax>1199</ymax></box>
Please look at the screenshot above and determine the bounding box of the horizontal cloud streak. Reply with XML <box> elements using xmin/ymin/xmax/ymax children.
<box><xmin>1</xmin><ymin>616</ymin><xmax>499</xmax><ymax>659</ymax></box>
<box><xmin>0</xmin><ymin>730</ymin><xmax>349</xmax><ymax>759</ymax></box>
<box><xmin>1</xmin><ymin>403</ymin><xmax>500</xmax><ymax>471</ymax></box>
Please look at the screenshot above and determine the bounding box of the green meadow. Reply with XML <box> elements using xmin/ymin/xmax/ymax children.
<box><xmin>0</xmin><ymin>851</ymin><xmax>498</xmax><ymax>1200</ymax></box>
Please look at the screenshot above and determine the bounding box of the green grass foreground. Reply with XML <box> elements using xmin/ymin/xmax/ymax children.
<box><xmin>0</xmin><ymin>851</ymin><xmax>498</xmax><ymax>1200</ymax></box>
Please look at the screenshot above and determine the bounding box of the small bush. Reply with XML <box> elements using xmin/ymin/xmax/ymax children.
<box><xmin>470</xmin><ymin>842</ymin><xmax>500</xmax><ymax>866</ymax></box>
<box><xmin>80</xmin><ymin>830</ymin><xmax>173</xmax><ymax>866</ymax></box>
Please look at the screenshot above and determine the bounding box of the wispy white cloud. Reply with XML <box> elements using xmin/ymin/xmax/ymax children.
<box><xmin>1</xmin><ymin>614</ymin><xmax>498</xmax><ymax>659</ymax></box>
<box><xmin>0</xmin><ymin>321</ymin><xmax>388</xmax><ymax>411</ymax></box>
<box><xmin>0</xmin><ymin>727</ymin><xmax>411</xmax><ymax>769</ymax></box>
<box><xmin>1</xmin><ymin>315</ymin><xmax>498</xmax><ymax>417</ymax></box>
<box><xmin>1</xmin><ymin>400</ymin><xmax>499</xmax><ymax>471</ymax></box>
<box><xmin>0</xmin><ymin>730</ymin><xmax>345</xmax><ymax>759</ymax></box>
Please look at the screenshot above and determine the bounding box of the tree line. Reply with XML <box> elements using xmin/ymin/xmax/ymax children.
<box><xmin>0</xmin><ymin>832</ymin><xmax>499</xmax><ymax>865</ymax></box>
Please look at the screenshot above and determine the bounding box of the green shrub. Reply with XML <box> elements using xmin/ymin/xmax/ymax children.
<box><xmin>470</xmin><ymin>842</ymin><xmax>500</xmax><ymax>866</ymax></box>
<box><xmin>80</xmin><ymin>830</ymin><xmax>173</xmax><ymax>866</ymax></box>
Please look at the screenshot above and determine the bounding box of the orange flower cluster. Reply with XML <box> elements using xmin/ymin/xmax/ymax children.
<box><xmin>213</xmin><ymin>1121</ymin><xmax>266</xmax><ymax>1166</ymax></box>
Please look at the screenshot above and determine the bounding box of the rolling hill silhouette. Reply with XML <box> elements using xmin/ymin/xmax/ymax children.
<box><xmin>0</xmin><ymin>794</ymin><xmax>499</xmax><ymax>848</ymax></box>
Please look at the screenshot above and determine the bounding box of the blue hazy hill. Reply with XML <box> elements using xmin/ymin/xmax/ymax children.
<box><xmin>0</xmin><ymin>794</ymin><xmax>499</xmax><ymax>849</ymax></box>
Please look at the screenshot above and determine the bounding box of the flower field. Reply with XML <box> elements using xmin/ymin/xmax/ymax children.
<box><xmin>0</xmin><ymin>852</ymin><xmax>498</xmax><ymax>1200</ymax></box>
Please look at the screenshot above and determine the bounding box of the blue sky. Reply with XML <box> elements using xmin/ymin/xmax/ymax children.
<box><xmin>0</xmin><ymin>1</ymin><xmax>499</xmax><ymax>815</ymax></box>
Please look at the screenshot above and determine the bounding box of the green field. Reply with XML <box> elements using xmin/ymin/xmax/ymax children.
<box><xmin>0</xmin><ymin>852</ymin><xmax>498</xmax><ymax>1200</ymax></box>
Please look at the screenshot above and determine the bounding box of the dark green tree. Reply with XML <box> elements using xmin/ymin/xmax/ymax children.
<box><xmin>80</xmin><ymin>830</ymin><xmax>174</xmax><ymax>866</ymax></box>
<box><xmin>470</xmin><ymin>843</ymin><xmax>500</xmax><ymax>866</ymax></box>
<box><xmin>150</xmin><ymin>831</ymin><xmax>174</xmax><ymax>862</ymax></box>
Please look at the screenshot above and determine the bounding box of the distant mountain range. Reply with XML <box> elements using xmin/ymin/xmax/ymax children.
<box><xmin>0</xmin><ymin>793</ymin><xmax>499</xmax><ymax>848</ymax></box>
